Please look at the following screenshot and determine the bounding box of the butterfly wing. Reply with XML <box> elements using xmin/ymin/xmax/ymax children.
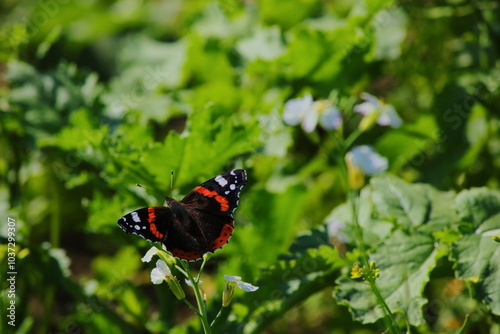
<box><xmin>181</xmin><ymin>169</ymin><xmax>247</xmax><ymax>215</ymax></box>
<box><xmin>117</xmin><ymin>206</ymin><xmax>172</xmax><ymax>242</ymax></box>
<box><xmin>117</xmin><ymin>169</ymin><xmax>247</xmax><ymax>261</ymax></box>
<box><xmin>178</xmin><ymin>169</ymin><xmax>247</xmax><ymax>255</ymax></box>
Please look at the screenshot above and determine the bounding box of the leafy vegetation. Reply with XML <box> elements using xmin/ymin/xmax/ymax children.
<box><xmin>1</xmin><ymin>0</ymin><xmax>499</xmax><ymax>333</ymax></box>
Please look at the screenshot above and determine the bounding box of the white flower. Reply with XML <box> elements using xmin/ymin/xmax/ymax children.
<box><xmin>354</xmin><ymin>92</ymin><xmax>402</xmax><ymax>128</ymax></box>
<box><xmin>222</xmin><ymin>275</ymin><xmax>259</xmax><ymax>307</ymax></box>
<box><xmin>184</xmin><ymin>279</ymin><xmax>203</xmax><ymax>288</ymax></box>
<box><xmin>150</xmin><ymin>260</ymin><xmax>185</xmax><ymax>299</ymax></box>
<box><xmin>185</xmin><ymin>278</ymin><xmax>206</xmax><ymax>301</ymax></box>
<box><xmin>283</xmin><ymin>94</ymin><xmax>313</xmax><ymax>126</ymax></box>
<box><xmin>346</xmin><ymin>145</ymin><xmax>388</xmax><ymax>175</ymax></box>
<box><xmin>224</xmin><ymin>275</ymin><xmax>259</xmax><ymax>292</ymax></box>
<box><xmin>326</xmin><ymin>219</ymin><xmax>348</xmax><ymax>257</ymax></box>
<box><xmin>151</xmin><ymin>260</ymin><xmax>172</xmax><ymax>284</ymax></box>
<box><xmin>142</xmin><ymin>246</ymin><xmax>160</xmax><ymax>263</ymax></box>
<box><xmin>283</xmin><ymin>94</ymin><xmax>342</xmax><ymax>132</ymax></box>
<box><xmin>326</xmin><ymin>220</ymin><xmax>347</xmax><ymax>243</ymax></box>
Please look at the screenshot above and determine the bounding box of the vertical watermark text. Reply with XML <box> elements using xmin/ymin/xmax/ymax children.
<box><xmin>6</xmin><ymin>217</ymin><xmax>17</xmax><ymax>327</ymax></box>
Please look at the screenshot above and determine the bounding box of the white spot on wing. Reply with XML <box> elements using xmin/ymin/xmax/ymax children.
<box><xmin>131</xmin><ymin>211</ymin><xmax>141</xmax><ymax>223</ymax></box>
<box><xmin>134</xmin><ymin>225</ymin><xmax>141</xmax><ymax>230</ymax></box>
<box><xmin>229</xmin><ymin>184</ymin><xmax>236</xmax><ymax>190</ymax></box>
<box><xmin>215</xmin><ymin>175</ymin><xmax>228</xmax><ymax>187</ymax></box>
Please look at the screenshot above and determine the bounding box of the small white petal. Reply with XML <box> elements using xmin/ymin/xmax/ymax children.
<box><xmin>326</xmin><ymin>219</ymin><xmax>347</xmax><ymax>242</ymax></box>
<box><xmin>360</xmin><ymin>92</ymin><xmax>381</xmax><ymax>107</ymax></box>
<box><xmin>156</xmin><ymin>259</ymin><xmax>172</xmax><ymax>277</ymax></box>
<box><xmin>151</xmin><ymin>268</ymin><xmax>165</xmax><ymax>284</ymax></box>
<box><xmin>224</xmin><ymin>275</ymin><xmax>242</xmax><ymax>282</ymax></box>
<box><xmin>236</xmin><ymin>281</ymin><xmax>259</xmax><ymax>292</ymax></box>
<box><xmin>354</xmin><ymin>101</ymin><xmax>377</xmax><ymax>115</ymax></box>
<box><xmin>142</xmin><ymin>246</ymin><xmax>159</xmax><ymax>263</ymax></box>
<box><xmin>301</xmin><ymin>104</ymin><xmax>319</xmax><ymax>132</ymax></box>
<box><xmin>283</xmin><ymin>94</ymin><xmax>313</xmax><ymax>126</ymax></box>
<box><xmin>185</xmin><ymin>279</ymin><xmax>203</xmax><ymax>288</ymax></box>
<box><xmin>378</xmin><ymin>105</ymin><xmax>402</xmax><ymax>127</ymax></box>
<box><xmin>320</xmin><ymin>106</ymin><xmax>342</xmax><ymax>130</ymax></box>
<box><xmin>349</xmin><ymin>145</ymin><xmax>388</xmax><ymax>175</ymax></box>
<box><xmin>355</xmin><ymin>93</ymin><xmax>403</xmax><ymax>128</ymax></box>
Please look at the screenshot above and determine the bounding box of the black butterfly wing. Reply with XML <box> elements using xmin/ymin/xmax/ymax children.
<box><xmin>177</xmin><ymin>169</ymin><xmax>247</xmax><ymax>255</ymax></box>
<box><xmin>117</xmin><ymin>206</ymin><xmax>172</xmax><ymax>242</ymax></box>
<box><xmin>117</xmin><ymin>169</ymin><xmax>248</xmax><ymax>261</ymax></box>
<box><xmin>180</xmin><ymin>169</ymin><xmax>247</xmax><ymax>215</ymax></box>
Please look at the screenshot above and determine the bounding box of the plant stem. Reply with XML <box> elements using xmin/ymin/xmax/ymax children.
<box><xmin>182</xmin><ymin>298</ymin><xmax>203</xmax><ymax>318</ymax></box>
<box><xmin>210</xmin><ymin>307</ymin><xmax>225</xmax><ymax>327</ymax></box>
<box><xmin>181</xmin><ymin>260</ymin><xmax>211</xmax><ymax>334</ymax></box>
<box><xmin>197</xmin><ymin>256</ymin><xmax>209</xmax><ymax>282</ymax></box>
<box><xmin>344</xmin><ymin>129</ymin><xmax>363</xmax><ymax>150</ymax></box>
<box><xmin>348</xmin><ymin>190</ymin><xmax>399</xmax><ymax>334</ymax></box>
<box><xmin>335</xmin><ymin>139</ymin><xmax>398</xmax><ymax>333</ymax></box>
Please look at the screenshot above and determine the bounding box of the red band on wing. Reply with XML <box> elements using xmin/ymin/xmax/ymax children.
<box><xmin>170</xmin><ymin>249</ymin><xmax>203</xmax><ymax>261</ymax></box>
<box><xmin>194</xmin><ymin>186</ymin><xmax>230</xmax><ymax>212</ymax></box>
<box><xmin>147</xmin><ymin>207</ymin><xmax>164</xmax><ymax>239</ymax></box>
<box><xmin>209</xmin><ymin>223</ymin><xmax>234</xmax><ymax>251</ymax></box>
<box><xmin>147</xmin><ymin>207</ymin><xmax>156</xmax><ymax>223</ymax></box>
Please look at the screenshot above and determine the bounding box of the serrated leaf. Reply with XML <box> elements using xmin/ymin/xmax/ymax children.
<box><xmin>370</xmin><ymin>175</ymin><xmax>457</xmax><ymax>231</ymax></box>
<box><xmin>336</xmin><ymin>231</ymin><xmax>439</xmax><ymax>326</ymax></box>
<box><xmin>236</xmin><ymin>245</ymin><xmax>348</xmax><ymax>334</ymax></box>
<box><xmin>454</xmin><ymin>188</ymin><xmax>500</xmax><ymax>229</ymax></box>
<box><xmin>141</xmin><ymin>131</ymin><xmax>185</xmax><ymax>189</ymax></box>
<box><xmin>138</xmin><ymin>107</ymin><xmax>261</xmax><ymax>191</ymax></box>
<box><xmin>452</xmin><ymin>188</ymin><xmax>500</xmax><ymax>315</ymax></box>
<box><xmin>237</xmin><ymin>26</ymin><xmax>285</xmax><ymax>61</ymax></box>
<box><xmin>371</xmin><ymin>176</ymin><xmax>430</xmax><ymax>228</ymax></box>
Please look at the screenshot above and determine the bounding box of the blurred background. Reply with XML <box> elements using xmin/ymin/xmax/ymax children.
<box><xmin>1</xmin><ymin>0</ymin><xmax>499</xmax><ymax>333</ymax></box>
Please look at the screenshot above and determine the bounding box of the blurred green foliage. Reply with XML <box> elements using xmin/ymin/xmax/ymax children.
<box><xmin>1</xmin><ymin>0</ymin><xmax>499</xmax><ymax>333</ymax></box>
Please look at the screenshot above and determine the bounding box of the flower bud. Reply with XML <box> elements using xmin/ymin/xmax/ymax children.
<box><xmin>345</xmin><ymin>152</ymin><xmax>365</xmax><ymax>190</ymax></box>
<box><xmin>166</xmin><ymin>276</ymin><xmax>186</xmax><ymax>300</ymax></box>
<box><xmin>222</xmin><ymin>281</ymin><xmax>236</xmax><ymax>307</ymax></box>
<box><xmin>358</xmin><ymin>109</ymin><xmax>380</xmax><ymax>131</ymax></box>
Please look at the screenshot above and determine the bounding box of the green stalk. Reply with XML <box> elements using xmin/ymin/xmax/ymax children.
<box><xmin>182</xmin><ymin>299</ymin><xmax>203</xmax><ymax>318</ymax></box>
<box><xmin>348</xmin><ymin>185</ymin><xmax>398</xmax><ymax>334</ymax></box>
<box><xmin>343</xmin><ymin>129</ymin><xmax>363</xmax><ymax>150</ymax></box>
<box><xmin>181</xmin><ymin>260</ymin><xmax>211</xmax><ymax>334</ymax></box>
<box><xmin>209</xmin><ymin>307</ymin><xmax>225</xmax><ymax>328</ymax></box>
<box><xmin>334</xmin><ymin>135</ymin><xmax>398</xmax><ymax>333</ymax></box>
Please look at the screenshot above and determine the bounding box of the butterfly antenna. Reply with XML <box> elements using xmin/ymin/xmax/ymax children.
<box><xmin>136</xmin><ymin>184</ymin><xmax>166</xmax><ymax>199</ymax></box>
<box><xmin>170</xmin><ymin>170</ymin><xmax>174</xmax><ymax>197</ymax></box>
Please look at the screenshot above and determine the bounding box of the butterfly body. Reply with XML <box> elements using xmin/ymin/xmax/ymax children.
<box><xmin>118</xmin><ymin>169</ymin><xmax>247</xmax><ymax>261</ymax></box>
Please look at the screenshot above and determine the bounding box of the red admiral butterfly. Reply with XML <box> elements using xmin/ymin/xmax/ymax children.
<box><xmin>118</xmin><ymin>169</ymin><xmax>247</xmax><ymax>261</ymax></box>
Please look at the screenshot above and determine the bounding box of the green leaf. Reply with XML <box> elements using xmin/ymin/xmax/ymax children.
<box><xmin>370</xmin><ymin>175</ymin><xmax>457</xmax><ymax>231</ymax></box>
<box><xmin>259</xmin><ymin>0</ymin><xmax>320</xmax><ymax>30</ymax></box>
<box><xmin>452</xmin><ymin>188</ymin><xmax>500</xmax><ymax>315</ymax></box>
<box><xmin>377</xmin><ymin>113</ymin><xmax>439</xmax><ymax>175</ymax></box>
<box><xmin>140</xmin><ymin>106</ymin><xmax>261</xmax><ymax>190</ymax></box>
<box><xmin>457</xmin><ymin>103</ymin><xmax>489</xmax><ymax>170</ymax></box>
<box><xmin>370</xmin><ymin>176</ymin><xmax>430</xmax><ymax>228</ymax></box>
<box><xmin>454</xmin><ymin>187</ymin><xmax>500</xmax><ymax>230</ymax></box>
<box><xmin>369</xmin><ymin>7</ymin><xmax>408</xmax><ymax>61</ymax></box>
<box><xmin>237</xmin><ymin>26</ymin><xmax>285</xmax><ymax>61</ymax></box>
<box><xmin>236</xmin><ymin>245</ymin><xmax>348</xmax><ymax>334</ymax></box>
<box><xmin>336</xmin><ymin>231</ymin><xmax>439</xmax><ymax>326</ymax></box>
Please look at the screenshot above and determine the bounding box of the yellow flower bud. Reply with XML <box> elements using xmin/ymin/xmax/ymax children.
<box><xmin>345</xmin><ymin>153</ymin><xmax>365</xmax><ymax>190</ymax></box>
